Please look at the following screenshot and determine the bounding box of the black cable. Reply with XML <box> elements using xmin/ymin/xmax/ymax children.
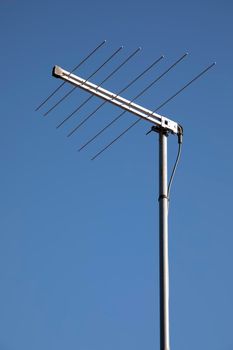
<box><xmin>167</xmin><ymin>131</ymin><xmax>183</xmax><ymax>203</ymax></box>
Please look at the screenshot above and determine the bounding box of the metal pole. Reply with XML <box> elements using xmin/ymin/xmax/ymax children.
<box><xmin>159</xmin><ymin>130</ymin><xmax>170</xmax><ymax>350</ymax></box>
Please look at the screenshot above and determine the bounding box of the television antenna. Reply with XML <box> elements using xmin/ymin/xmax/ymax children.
<box><xmin>36</xmin><ymin>40</ymin><xmax>215</xmax><ymax>350</ymax></box>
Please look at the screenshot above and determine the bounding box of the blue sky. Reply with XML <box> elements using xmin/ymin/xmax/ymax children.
<box><xmin>0</xmin><ymin>0</ymin><xmax>232</xmax><ymax>349</ymax></box>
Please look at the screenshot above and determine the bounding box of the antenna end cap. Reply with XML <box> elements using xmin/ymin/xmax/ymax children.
<box><xmin>52</xmin><ymin>65</ymin><xmax>63</xmax><ymax>78</ymax></box>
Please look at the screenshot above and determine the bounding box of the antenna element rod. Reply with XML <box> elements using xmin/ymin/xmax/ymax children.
<box><xmin>80</xmin><ymin>53</ymin><xmax>187</xmax><ymax>150</ymax></box>
<box><xmin>35</xmin><ymin>40</ymin><xmax>106</xmax><ymax>111</ymax></box>
<box><xmin>57</xmin><ymin>47</ymin><xmax>141</xmax><ymax>130</ymax></box>
<box><xmin>44</xmin><ymin>46</ymin><xmax>123</xmax><ymax>116</ymax></box>
<box><xmin>91</xmin><ymin>62</ymin><xmax>216</xmax><ymax>160</ymax></box>
<box><xmin>68</xmin><ymin>54</ymin><xmax>164</xmax><ymax>136</ymax></box>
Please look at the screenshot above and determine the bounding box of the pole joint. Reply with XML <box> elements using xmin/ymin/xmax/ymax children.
<box><xmin>158</xmin><ymin>194</ymin><xmax>169</xmax><ymax>202</ymax></box>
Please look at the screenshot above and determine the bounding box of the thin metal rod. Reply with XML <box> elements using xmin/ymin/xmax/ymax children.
<box><xmin>57</xmin><ymin>47</ymin><xmax>141</xmax><ymax>129</ymax></box>
<box><xmin>35</xmin><ymin>40</ymin><xmax>106</xmax><ymax>111</ymax></box>
<box><xmin>80</xmin><ymin>53</ymin><xmax>187</xmax><ymax>151</ymax></box>
<box><xmin>44</xmin><ymin>46</ymin><xmax>123</xmax><ymax>116</ymax></box>
<box><xmin>91</xmin><ymin>119</ymin><xmax>139</xmax><ymax>160</ymax></box>
<box><xmin>79</xmin><ymin>113</ymin><xmax>123</xmax><ymax>152</ymax></box>
<box><xmin>91</xmin><ymin>62</ymin><xmax>216</xmax><ymax>160</ymax></box>
<box><xmin>158</xmin><ymin>131</ymin><xmax>170</xmax><ymax>350</ymax></box>
<box><xmin>153</xmin><ymin>62</ymin><xmax>216</xmax><ymax>111</ymax></box>
<box><xmin>67</xmin><ymin>55</ymin><xmax>164</xmax><ymax>136</ymax></box>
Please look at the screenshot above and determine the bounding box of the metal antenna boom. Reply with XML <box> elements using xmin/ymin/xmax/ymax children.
<box><xmin>52</xmin><ymin>65</ymin><xmax>178</xmax><ymax>134</ymax></box>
